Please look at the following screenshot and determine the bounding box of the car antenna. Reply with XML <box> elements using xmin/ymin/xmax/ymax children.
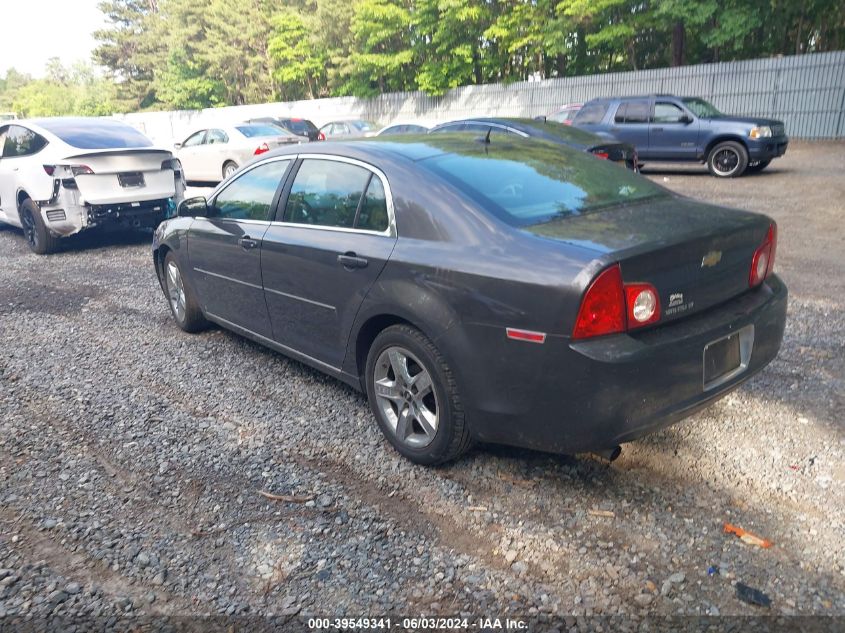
<box><xmin>484</xmin><ymin>127</ymin><xmax>492</xmax><ymax>144</ymax></box>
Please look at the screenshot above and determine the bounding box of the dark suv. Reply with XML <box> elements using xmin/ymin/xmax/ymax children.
<box><xmin>572</xmin><ymin>95</ymin><xmax>788</xmax><ymax>177</ymax></box>
<box><xmin>247</xmin><ymin>117</ymin><xmax>323</xmax><ymax>142</ymax></box>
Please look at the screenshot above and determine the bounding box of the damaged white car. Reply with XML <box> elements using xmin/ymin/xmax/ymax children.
<box><xmin>0</xmin><ymin>118</ymin><xmax>185</xmax><ymax>254</ymax></box>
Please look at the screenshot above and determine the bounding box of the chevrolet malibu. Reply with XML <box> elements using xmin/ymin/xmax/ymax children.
<box><xmin>152</xmin><ymin>135</ymin><xmax>787</xmax><ymax>465</ymax></box>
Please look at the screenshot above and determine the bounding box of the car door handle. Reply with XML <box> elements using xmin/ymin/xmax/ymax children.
<box><xmin>652</xmin><ymin>127</ymin><xmax>664</xmax><ymax>132</ymax></box>
<box><xmin>338</xmin><ymin>252</ymin><xmax>368</xmax><ymax>269</ymax></box>
<box><xmin>239</xmin><ymin>236</ymin><xmax>259</xmax><ymax>250</ymax></box>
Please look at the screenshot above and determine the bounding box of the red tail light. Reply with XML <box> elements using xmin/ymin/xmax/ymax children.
<box><xmin>572</xmin><ymin>265</ymin><xmax>626</xmax><ymax>340</ymax></box>
<box><xmin>317</xmin><ymin>131</ymin><xmax>326</xmax><ymax>141</ymax></box>
<box><xmin>254</xmin><ymin>142</ymin><xmax>270</xmax><ymax>155</ymax></box>
<box><xmin>749</xmin><ymin>223</ymin><xmax>777</xmax><ymax>287</ymax></box>
<box><xmin>572</xmin><ymin>265</ymin><xmax>663</xmax><ymax>339</ymax></box>
<box><xmin>43</xmin><ymin>165</ymin><xmax>56</xmax><ymax>176</ymax></box>
<box><xmin>593</xmin><ymin>151</ymin><xmax>610</xmax><ymax>160</ymax></box>
<box><xmin>71</xmin><ymin>165</ymin><xmax>94</xmax><ymax>176</ymax></box>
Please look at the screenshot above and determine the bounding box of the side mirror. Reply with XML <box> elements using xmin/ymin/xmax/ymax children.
<box><xmin>173</xmin><ymin>142</ymin><xmax>182</xmax><ymax>149</ymax></box>
<box><xmin>178</xmin><ymin>196</ymin><xmax>208</xmax><ymax>218</ymax></box>
<box><xmin>679</xmin><ymin>114</ymin><xmax>693</xmax><ymax>124</ymax></box>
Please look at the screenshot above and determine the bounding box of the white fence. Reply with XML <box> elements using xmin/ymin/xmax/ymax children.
<box><xmin>116</xmin><ymin>51</ymin><xmax>845</xmax><ymax>145</ymax></box>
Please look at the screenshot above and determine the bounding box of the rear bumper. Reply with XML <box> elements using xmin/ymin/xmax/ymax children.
<box><xmin>453</xmin><ymin>275</ymin><xmax>787</xmax><ymax>454</ymax></box>
<box><xmin>748</xmin><ymin>136</ymin><xmax>788</xmax><ymax>161</ymax></box>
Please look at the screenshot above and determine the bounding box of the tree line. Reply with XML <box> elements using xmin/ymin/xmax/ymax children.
<box><xmin>2</xmin><ymin>0</ymin><xmax>844</xmax><ymax>117</ymax></box>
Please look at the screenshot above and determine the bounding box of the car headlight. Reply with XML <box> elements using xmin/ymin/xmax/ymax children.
<box><xmin>749</xmin><ymin>126</ymin><xmax>772</xmax><ymax>139</ymax></box>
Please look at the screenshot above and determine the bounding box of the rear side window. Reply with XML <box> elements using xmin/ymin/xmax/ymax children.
<box><xmin>285</xmin><ymin>159</ymin><xmax>369</xmax><ymax>228</ymax></box>
<box><xmin>37</xmin><ymin>119</ymin><xmax>152</xmax><ymax>149</ymax></box>
<box><xmin>614</xmin><ymin>101</ymin><xmax>651</xmax><ymax>124</ymax></box>
<box><xmin>236</xmin><ymin>124</ymin><xmax>286</xmax><ymax>138</ymax></box>
<box><xmin>212</xmin><ymin>159</ymin><xmax>290</xmax><ymax>221</ymax></box>
<box><xmin>572</xmin><ymin>103</ymin><xmax>607</xmax><ymax>125</ymax></box>
<box><xmin>357</xmin><ymin>176</ymin><xmax>389</xmax><ymax>232</ymax></box>
<box><xmin>2</xmin><ymin>125</ymin><xmax>48</xmax><ymax>157</ymax></box>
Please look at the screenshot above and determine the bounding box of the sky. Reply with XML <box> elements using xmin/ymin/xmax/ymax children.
<box><xmin>0</xmin><ymin>0</ymin><xmax>106</xmax><ymax>78</ymax></box>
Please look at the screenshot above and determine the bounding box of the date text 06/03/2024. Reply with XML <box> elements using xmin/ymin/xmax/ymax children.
<box><xmin>306</xmin><ymin>617</ymin><xmax>529</xmax><ymax>630</ymax></box>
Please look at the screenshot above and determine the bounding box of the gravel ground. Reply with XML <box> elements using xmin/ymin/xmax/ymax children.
<box><xmin>1</xmin><ymin>141</ymin><xmax>843</xmax><ymax>628</ymax></box>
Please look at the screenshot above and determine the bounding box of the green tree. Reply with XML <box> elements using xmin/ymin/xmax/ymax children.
<box><xmin>269</xmin><ymin>8</ymin><xmax>327</xmax><ymax>99</ymax></box>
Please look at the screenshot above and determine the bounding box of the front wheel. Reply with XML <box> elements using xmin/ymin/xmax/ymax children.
<box><xmin>707</xmin><ymin>141</ymin><xmax>749</xmax><ymax>178</ymax></box>
<box><xmin>19</xmin><ymin>198</ymin><xmax>60</xmax><ymax>254</ymax></box>
<box><xmin>366</xmin><ymin>325</ymin><xmax>472</xmax><ymax>465</ymax></box>
<box><xmin>163</xmin><ymin>252</ymin><xmax>207</xmax><ymax>332</ymax></box>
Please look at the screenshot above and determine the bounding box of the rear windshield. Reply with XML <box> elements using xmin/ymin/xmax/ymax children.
<box><xmin>525</xmin><ymin>120</ymin><xmax>605</xmax><ymax>146</ymax></box>
<box><xmin>236</xmin><ymin>124</ymin><xmax>287</xmax><ymax>138</ymax></box>
<box><xmin>37</xmin><ymin>119</ymin><xmax>153</xmax><ymax>149</ymax></box>
<box><xmin>285</xmin><ymin>119</ymin><xmax>316</xmax><ymax>134</ymax></box>
<box><xmin>419</xmin><ymin>137</ymin><xmax>666</xmax><ymax>227</ymax></box>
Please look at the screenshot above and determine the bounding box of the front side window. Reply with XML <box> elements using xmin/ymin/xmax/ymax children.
<box><xmin>212</xmin><ymin>159</ymin><xmax>290</xmax><ymax>221</ymax></box>
<box><xmin>653</xmin><ymin>103</ymin><xmax>686</xmax><ymax>123</ymax></box>
<box><xmin>285</xmin><ymin>159</ymin><xmax>370</xmax><ymax>228</ymax></box>
<box><xmin>2</xmin><ymin>125</ymin><xmax>48</xmax><ymax>157</ymax></box>
<box><xmin>183</xmin><ymin>131</ymin><xmax>206</xmax><ymax>147</ymax></box>
<box><xmin>615</xmin><ymin>101</ymin><xmax>651</xmax><ymax>124</ymax></box>
<box><xmin>573</xmin><ymin>103</ymin><xmax>608</xmax><ymax>125</ymax></box>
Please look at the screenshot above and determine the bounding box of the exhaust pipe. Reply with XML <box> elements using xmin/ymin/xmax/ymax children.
<box><xmin>593</xmin><ymin>445</ymin><xmax>622</xmax><ymax>462</ymax></box>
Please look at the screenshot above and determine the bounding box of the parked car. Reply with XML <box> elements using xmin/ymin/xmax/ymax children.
<box><xmin>572</xmin><ymin>95</ymin><xmax>788</xmax><ymax>177</ymax></box>
<box><xmin>376</xmin><ymin>123</ymin><xmax>430</xmax><ymax>136</ymax></box>
<box><xmin>429</xmin><ymin>118</ymin><xmax>638</xmax><ymax>170</ymax></box>
<box><xmin>546</xmin><ymin>103</ymin><xmax>583</xmax><ymax>125</ymax></box>
<box><xmin>0</xmin><ymin>117</ymin><xmax>185</xmax><ymax>254</ymax></box>
<box><xmin>174</xmin><ymin>123</ymin><xmax>302</xmax><ymax>182</ymax></box>
<box><xmin>0</xmin><ymin>112</ymin><xmax>18</xmax><ymax>122</ymax></box>
<box><xmin>319</xmin><ymin>120</ymin><xmax>378</xmax><ymax>140</ymax></box>
<box><xmin>153</xmin><ymin>135</ymin><xmax>787</xmax><ymax>465</ymax></box>
<box><xmin>247</xmin><ymin>117</ymin><xmax>323</xmax><ymax>142</ymax></box>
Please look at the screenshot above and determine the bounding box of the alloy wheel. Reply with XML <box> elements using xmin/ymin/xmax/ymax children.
<box><xmin>373</xmin><ymin>346</ymin><xmax>439</xmax><ymax>448</ymax></box>
<box><xmin>166</xmin><ymin>261</ymin><xmax>187</xmax><ymax>323</ymax></box>
<box><xmin>21</xmin><ymin>208</ymin><xmax>38</xmax><ymax>249</ymax></box>
<box><xmin>713</xmin><ymin>148</ymin><xmax>740</xmax><ymax>176</ymax></box>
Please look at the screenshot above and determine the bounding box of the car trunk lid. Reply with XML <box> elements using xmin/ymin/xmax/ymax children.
<box><xmin>58</xmin><ymin>148</ymin><xmax>177</xmax><ymax>205</ymax></box>
<box><xmin>527</xmin><ymin>196</ymin><xmax>772</xmax><ymax>324</ymax></box>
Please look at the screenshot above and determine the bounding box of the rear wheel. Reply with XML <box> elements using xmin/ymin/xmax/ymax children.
<box><xmin>746</xmin><ymin>159</ymin><xmax>771</xmax><ymax>173</ymax></box>
<box><xmin>163</xmin><ymin>251</ymin><xmax>207</xmax><ymax>332</ymax></box>
<box><xmin>366</xmin><ymin>325</ymin><xmax>471</xmax><ymax>465</ymax></box>
<box><xmin>707</xmin><ymin>141</ymin><xmax>749</xmax><ymax>178</ymax></box>
<box><xmin>222</xmin><ymin>161</ymin><xmax>239</xmax><ymax>179</ymax></box>
<box><xmin>19</xmin><ymin>198</ymin><xmax>60</xmax><ymax>254</ymax></box>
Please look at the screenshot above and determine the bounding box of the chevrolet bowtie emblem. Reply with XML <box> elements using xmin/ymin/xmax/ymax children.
<box><xmin>701</xmin><ymin>250</ymin><xmax>722</xmax><ymax>268</ymax></box>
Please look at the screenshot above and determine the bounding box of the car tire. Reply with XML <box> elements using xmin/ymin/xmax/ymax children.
<box><xmin>707</xmin><ymin>141</ymin><xmax>749</xmax><ymax>178</ymax></box>
<box><xmin>19</xmin><ymin>198</ymin><xmax>60</xmax><ymax>255</ymax></box>
<box><xmin>222</xmin><ymin>161</ymin><xmax>239</xmax><ymax>179</ymax></box>
<box><xmin>163</xmin><ymin>251</ymin><xmax>207</xmax><ymax>333</ymax></box>
<box><xmin>366</xmin><ymin>324</ymin><xmax>472</xmax><ymax>465</ymax></box>
<box><xmin>746</xmin><ymin>159</ymin><xmax>771</xmax><ymax>173</ymax></box>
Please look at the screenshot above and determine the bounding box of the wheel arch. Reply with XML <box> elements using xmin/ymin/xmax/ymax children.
<box><xmin>704</xmin><ymin>135</ymin><xmax>749</xmax><ymax>158</ymax></box>
<box><xmin>353</xmin><ymin>313</ymin><xmax>419</xmax><ymax>388</ymax></box>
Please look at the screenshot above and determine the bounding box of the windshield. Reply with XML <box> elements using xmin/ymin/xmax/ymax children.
<box><xmin>236</xmin><ymin>124</ymin><xmax>289</xmax><ymax>138</ymax></box>
<box><xmin>351</xmin><ymin>121</ymin><xmax>375</xmax><ymax>131</ymax></box>
<box><xmin>682</xmin><ymin>98</ymin><xmax>722</xmax><ymax>118</ymax></box>
<box><xmin>419</xmin><ymin>136</ymin><xmax>667</xmax><ymax>227</ymax></box>
<box><xmin>37</xmin><ymin>118</ymin><xmax>153</xmax><ymax>149</ymax></box>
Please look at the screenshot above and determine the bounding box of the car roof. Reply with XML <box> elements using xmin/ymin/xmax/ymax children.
<box><xmin>432</xmin><ymin>117</ymin><xmax>606</xmax><ymax>148</ymax></box>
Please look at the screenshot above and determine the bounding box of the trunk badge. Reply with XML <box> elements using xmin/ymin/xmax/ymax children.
<box><xmin>668</xmin><ymin>293</ymin><xmax>684</xmax><ymax>308</ymax></box>
<box><xmin>701</xmin><ymin>250</ymin><xmax>722</xmax><ymax>268</ymax></box>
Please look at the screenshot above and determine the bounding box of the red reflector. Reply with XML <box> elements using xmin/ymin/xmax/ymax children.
<box><xmin>254</xmin><ymin>142</ymin><xmax>270</xmax><ymax>155</ymax></box>
<box><xmin>506</xmin><ymin>328</ymin><xmax>546</xmax><ymax>344</ymax></box>
<box><xmin>318</xmin><ymin>132</ymin><xmax>326</xmax><ymax>141</ymax></box>
<box><xmin>593</xmin><ymin>151</ymin><xmax>610</xmax><ymax>160</ymax></box>
<box><xmin>572</xmin><ymin>264</ymin><xmax>626</xmax><ymax>340</ymax></box>
<box><xmin>749</xmin><ymin>223</ymin><xmax>777</xmax><ymax>287</ymax></box>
